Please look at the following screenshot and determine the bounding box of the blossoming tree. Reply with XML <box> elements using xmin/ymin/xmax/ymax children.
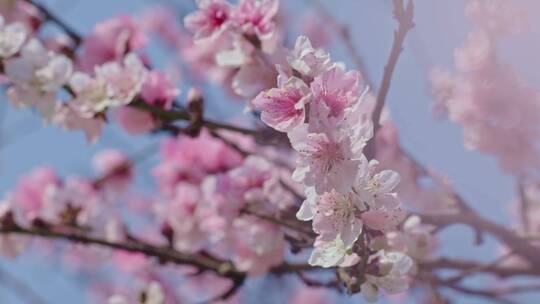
<box><xmin>0</xmin><ymin>0</ymin><xmax>539</xmax><ymax>303</ymax></box>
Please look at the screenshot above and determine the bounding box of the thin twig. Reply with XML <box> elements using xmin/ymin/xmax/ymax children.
<box><xmin>517</xmin><ymin>177</ymin><xmax>531</xmax><ymax>233</ymax></box>
<box><xmin>366</xmin><ymin>0</ymin><xmax>415</xmax><ymax>158</ymax></box>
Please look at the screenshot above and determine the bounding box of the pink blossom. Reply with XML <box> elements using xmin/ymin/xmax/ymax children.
<box><xmin>287</xmin><ymin>35</ymin><xmax>332</xmax><ymax>78</ymax></box>
<box><xmin>354</xmin><ymin>157</ymin><xmax>405</xmax><ymax>232</ymax></box>
<box><xmin>140</xmin><ymin>7</ymin><xmax>184</xmax><ymax>46</ymax></box>
<box><xmin>233</xmin><ymin>0</ymin><xmax>279</xmax><ymax>40</ymax></box>
<box><xmin>140</xmin><ymin>71</ymin><xmax>180</xmax><ymax>109</ymax></box>
<box><xmin>288</xmin><ymin>124</ymin><xmax>363</xmax><ymax>194</ymax></box>
<box><xmin>78</xmin><ymin>15</ymin><xmax>147</xmax><ymax>72</ymax></box>
<box><xmin>0</xmin><ymin>1</ymin><xmax>40</xmax><ymax>33</ymax></box>
<box><xmin>94</xmin><ymin>53</ymin><xmax>148</xmax><ymax>107</ymax></box>
<box><xmin>252</xmin><ymin>76</ymin><xmax>310</xmax><ymax>132</ymax></box>
<box><xmin>0</xmin><ymin>15</ymin><xmax>27</xmax><ymax>58</ymax></box>
<box><xmin>54</xmin><ymin>104</ymin><xmax>105</xmax><ymax>143</ymax></box>
<box><xmin>4</xmin><ymin>39</ymin><xmax>72</xmax><ymax>121</ymax></box>
<box><xmin>184</xmin><ymin>0</ymin><xmax>232</xmax><ymax>42</ymax></box>
<box><xmin>92</xmin><ymin>149</ymin><xmax>133</xmax><ymax>195</ymax></box>
<box><xmin>231</xmin><ymin>216</ymin><xmax>285</xmax><ymax>275</ymax></box>
<box><xmin>361</xmin><ymin>250</ymin><xmax>413</xmax><ymax>303</ymax></box>
<box><xmin>153</xmin><ymin>130</ymin><xmax>243</xmax><ymax>196</ymax></box>
<box><xmin>308</xmin><ymin>235</ymin><xmax>360</xmax><ymax>267</ymax></box>
<box><xmin>161</xmin><ymin>183</ymin><xmax>207</xmax><ymax>253</ymax></box>
<box><xmin>68</xmin><ymin>72</ymin><xmax>117</xmax><ymax>117</ymax></box>
<box><xmin>387</xmin><ymin>216</ymin><xmax>438</xmax><ymax>260</ymax></box>
<box><xmin>43</xmin><ymin>176</ymin><xmax>105</xmax><ymax>226</ymax></box>
<box><xmin>310</xmin><ymin>66</ymin><xmax>363</xmax><ymax>119</ymax></box>
<box><xmin>466</xmin><ymin>0</ymin><xmax>526</xmax><ymax>37</ymax></box>
<box><xmin>454</xmin><ymin>30</ymin><xmax>493</xmax><ymax>72</ymax></box>
<box><xmin>113</xmin><ymin>106</ymin><xmax>156</xmax><ymax>134</ymax></box>
<box><xmin>10</xmin><ymin>167</ymin><xmax>60</xmax><ymax>223</ymax></box>
<box><xmin>298</xmin><ymin>187</ymin><xmax>364</xmax><ymax>247</ymax></box>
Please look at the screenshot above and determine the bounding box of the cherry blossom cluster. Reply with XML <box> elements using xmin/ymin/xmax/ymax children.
<box><xmin>153</xmin><ymin>130</ymin><xmax>297</xmax><ymax>274</ymax></box>
<box><xmin>182</xmin><ymin>0</ymin><xmax>283</xmax><ymax>98</ymax></box>
<box><xmin>4</xmin><ymin>0</ymin><xmax>538</xmax><ymax>303</ymax></box>
<box><xmin>431</xmin><ymin>0</ymin><xmax>539</xmax><ymax>174</ymax></box>
<box><xmin>245</xmin><ymin>32</ymin><xmax>417</xmax><ymax>300</ymax></box>
<box><xmin>0</xmin><ymin>11</ymin><xmax>184</xmax><ymax>142</ymax></box>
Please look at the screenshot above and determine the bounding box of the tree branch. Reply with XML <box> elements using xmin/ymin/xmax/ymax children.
<box><xmin>366</xmin><ymin>0</ymin><xmax>414</xmax><ymax>158</ymax></box>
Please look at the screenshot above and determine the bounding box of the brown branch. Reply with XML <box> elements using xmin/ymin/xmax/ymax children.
<box><xmin>366</xmin><ymin>0</ymin><xmax>414</xmax><ymax>158</ymax></box>
<box><xmin>131</xmin><ymin>100</ymin><xmax>259</xmax><ymax>137</ymax></box>
<box><xmin>517</xmin><ymin>177</ymin><xmax>531</xmax><ymax>233</ymax></box>
<box><xmin>421</xmin><ymin>211</ymin><xmax>540</xmax><ymax>266</ymax></box>
<box><xmin>0</xmin><ymin>223</ymin><xmax>315</xmax><ymax>280</ymax></box>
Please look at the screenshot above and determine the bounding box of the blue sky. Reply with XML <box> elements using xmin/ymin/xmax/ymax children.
<box><xmin>0</xmin><ymin>0</ymin><xmax>539</xmax><ymax>303</ymax></box>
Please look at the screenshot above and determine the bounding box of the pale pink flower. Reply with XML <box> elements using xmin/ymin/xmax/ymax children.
<box><xmin>43</xmin><ymin>176</ymin><xmax>104</xmax><ymax>226</ymax></box>
<box><xmin>288</xmin><ymin>124</ymin><xmax>363</xmax><ymax>194</ymax></box>
<box><xmin>4</xmin><ymin>39</ymin><xmax>72</xmax><ymax>120</ymax></box>
<box><xmin>308</xmin><ymin>235</ymin><xmax>359</xmax><ymax>268</ymax></box>
<box><xmin>161</xmin><ymin>183</ymin><xmax>207</xmax><ymax>253</ymax></box>
<box><xmin>298</xmin><ymin>187</ymin><xmax>364</xmax><ymax>247</ymax></box>
<box><xmin>454</xmin><ymin>30</ymin><xmax>493</xmax><ymax>72</ymax></box>
<box><xmin>354</xmin><ymin>157</ymin><xmax>405</xmax><ymax>232</ymax></box>
<box><xmin>94</xmin><ymin>53</ymin><xmax>148</xmax><ymax>107</ymax></box>
<box><xmin>287</xmin><ymin>35</ymin><xmax>332</xmax><ymax>78</ymax></box>
<box><xmin>0</xmin><ymin>15</ymin><xmax>27</xmax><ymax>58</ymax></box>
<box><xmin>153</xmin><ymin>130</ymin><xmax>243</xmax><ymax>196</ymax></box>
<box><xmin>141</xmin><ymin>7</ymin><xmax>184</xmax><ymax>46</ymax></box>
<box><xmin>0</xmin><ymin>1</ymin><xmax>40</xmax><ymax>33</ymax></box>
<box><xmin>310</xmin><ymin>66</ymin><xmax>363</xmax><ymax>119</ymax></box>
<box><xmin>184</xmin><ymin>0</ymin><xmax>232</xmax><ymax>42</ymax></box>
<box><xmin>78</xmin><ymin>15</ymin><xmax>147</xmax><ymax>72</ymax></box>
<box><xmin>233</xmin><ymin>0</ymin><xmax>279</xmax><ymax>40</ymax></box>
<box><xmin>251</xmin><ymin>76</ymin><xmax>310</xmax><ymax>132</ymax></box>
<box><xmin>53</xmin><ymin>104</ymin><xmax>105</xmax><ymax>143</ymax></box>
<box><xmin>232</xmin><ymin>57</ymin><xmax>277</xmax><ymax>98</ymax></box>
<box><xmin>92</xmin><ymin>149</ymin><xmax>133</xmax><ymax>194</ymax></box>
<box><xmin>231</xmin><ymin>216</ymin><xmax>285</xmax><ymax>275</ymax></box>
<box><xmin>140</xmin><ymin>71</ymin><xmax>180</xmax><ymax>109</ymax></box>
<box><xmin>201</xmin><ymin>156</ymin><xmax>283</xmax><ymax>224</ymax></box>
<box><xmin>466</xmin><ymin>0</ymin><xmax>526</xmax><ymax>37</ymax></box>
<box><xmin>9</xmin><ymin>167</ymin><xmax>60</xmax><ymax>223</ymax></box>
<box><xmin>68</xmin><ymin>72</ymin><xmax>117</xmax><ymax>117</ymax></box>
<box><xmin>7</xmin><ymin>87</ymin><xmax>59</xmax><ymax>122</ymax></box>
<box><xmin>387</xmin><ymin>216</ymin><xmax>438</xmax><ymax>260</ymax></box>
<box><xmin>113</xmin><ymin>106</ymin><xmax>156</xmax><ymax>134</ymax></box>
<box><xmin>361</xmin><ymin>251</ymin><xmax>413</xmax><ymax>303</ymax></box>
